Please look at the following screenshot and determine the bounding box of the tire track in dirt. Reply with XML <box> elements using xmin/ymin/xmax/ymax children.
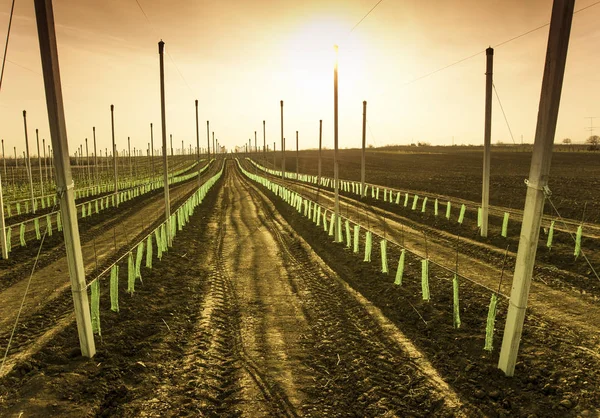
<box><xmin>0</xmin><ymin>165</ymin><xmax>220</xmax><ymax>378</ymax></box>
<box><xmin>235</xmin><ymin>163</ymin><xmax>465</xmax><ymax>416</ymax></box>
<box><xmin>260</xmin><ymin>168</ymin><xmax>600</xmax><ymax>351</ymax></box>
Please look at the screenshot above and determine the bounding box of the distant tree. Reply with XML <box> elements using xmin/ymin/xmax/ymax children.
<box><xmin>586</xmin><ymin>135</ymin><xmax>600</xmax><ymax>150</ymax></box>
<box><xmin>562</xmin><ymin>138</ymin><xmax>572</xmax><ymax>144</ymax></box>
<box><xmin>586</xmin><ymin>135</ymin><xmax>600</xmax><ymax>145</ymax></box>
<box><xmin>417</xmin><ymin>141</ymin><xmax>431</xmax><ymax>147</ymax></box>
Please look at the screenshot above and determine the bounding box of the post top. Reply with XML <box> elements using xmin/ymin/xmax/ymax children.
<box><xmin>111</xmin><ymin>104</ymin><xmax>114</xmax><ymax>110</ymax></box>
<box><xmin>195</xmin><ymin>99</ymin><xmax>198</xmax><ymax>105</ymax></box>
<box><xmin>486</xmin><ymin>46</ymin><xmax>494</xmax><ymax>55</ymax></box>
<box><xmin>23</xmin><ymin>110</ymin><xmax>26</xmax><ymax>116</ymax></box>
<box><xmin>280</xmin><ymin>100</ymin><xmax>283</xmax><ymax>105</ymax></box>
<box><xmin>158</xmin><ymin>40</ymin><xmax>164</xmax><ymax>54</ymax></box>
<box><xmin>93</xmin><ymin>126</ymin><xmax>95</xmax><ymax>131</ymax></box>
<box><xmin>363</xmin><ymin>100</ymin><xmax>367</xmax><ymax>105</ymax></box>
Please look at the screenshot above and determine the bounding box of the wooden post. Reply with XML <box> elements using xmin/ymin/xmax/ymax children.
<box><xmin>170</xmin><ymin>134</ymin><xmax>173</xmax><ymax>157</ymax></box>
<box><xmin>206</xmin><ymin>121</ymin><xmax>210</xmax><ymax>160</ymax></box>
<box><xmin>85</xmin><ymin>137</ymin><xmax>90</xmax><ymax>186</ymax></box>
<box><xmin>254</xmin><ymin>131</ymin><xmax>257</xmax><ymax>160</ymax></box>
<box><xmin>296</xmin><ymin>130</ymin><xmax>299</xmax><ymax>179</ymax></box>
<box><xmin>22</xmin><ymin>111</ymin><xmax>36</xmax><ymax>213</ymax></box>
<box><xmin>1</xmin><ymin>139</ymin><xmax>5</xmax><ymax>178</ymax></box>
<box><xmin>263</xmin><ymin>120</ymin><xmax>266</xmax><ymax>163</ymax></box>
<box><xmin>111</xmin><ymin>104</ymin><xmax>118</xmax><ymax>199</ymax></box>
<box><xmin>34</xmin><ymin>0</ymin><xmax>96</xmax><ymax>357</ymax></box>
<box><xmin>36</xmin><ymin>129</ymin><xmax>44</xmax><ymax>196</ymax></box>
<box><xmin>498</xmin><ymin>0</ymin><xmax>574</xmax><ymax>377</ymax></box>
<box><xmin>93</xmin><ymin>127</ymin><xmax>97</xmax><ymax>184</ymax></box>
<box><xmin>481</xmin><ymin>47</ymin><xmax>493</xmax><ymax>237</ymax></box>
<box><xmin>0</xmin><ymin>172</ymin><xmax>7</xmax><ymax>260</ymax></box>
<box><xmin>280</xmin><ymin>100</ymin><xmax>285</xmax><ymax>179</ymax></box>
<box><xmin>128</xmin><ymin>136</ymin><xmax>132</xmax><ymax>179</ymax></box>
<box><xmin>150</xmin><ymin>123</ymin><xmax>155</xmax><ymax>178</ymax></box>
<box><xmin>195</xmin><ymin>99</ymin><xmax>200</xmax><ymax>185</ymax></box>
<box><xmin>333</xmin><ymin>45</ymin><xmax>340</xmax><ymax>242</ymax></box>
<box><xmin>318</xmin><ymin>120</ymin><xmax>322</xmax><ymax>186</ymax></box>
<box><xmin>158</xmin><ymin>40</ymin><xmax>171</xmax><ymax>246</ymax></box>
<box><xmin>361</xmin><ymin>100</ymin><xmax>367</xmax><ymax>197</ymax></box>
<box><xmin>212</xmin><ymin>132</ymin><xmax>215</xmax><ymax>160</ymax></box>
<box><xmin>273</xmin><ymin>141</ymin><xmax>276</xmax><ymax>168</ymax></box>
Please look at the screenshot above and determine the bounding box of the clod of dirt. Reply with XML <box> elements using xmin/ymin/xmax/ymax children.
<box><xmin>559</xmin><ymin>398</ymin><xmax>573</xmax><ymax>409</ymax></box>
<box><xmin>473</xmin><ymin>389</ymin><xmax>485</xmax><ymax>399</ymax></box>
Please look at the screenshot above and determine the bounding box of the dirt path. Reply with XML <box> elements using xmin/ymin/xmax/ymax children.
<box><xmin>0</xmin><ymin>166</ymin><xmax>217</xmax><ymax>377</ymax></box>
<box><xmin>262</xmin><ymin>169</ymin><xmax>600</xmax><ymax>352</ymax></box>
<box><xmin>116</xmin><ymin>162</ymin><xmax>464</xmax><ymax>416</ymax></box>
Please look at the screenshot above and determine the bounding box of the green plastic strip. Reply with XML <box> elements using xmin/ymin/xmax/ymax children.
<box><xmin>421</xmin><ymin>259</ymin><xmax>430</xmax><ymax>301</ymax></box>
<box><xmin>110</xmin><ymin>264</ymin><xmax>119</xmax><ymax>312</ymax></box>
<box><xmin>434</xmin><ymin>199</ymin><xmax>438</xmax><ymax>216</ymax></box>
<box><xmin>446</xmin><ymin>201</ymin><xmax>451</xmax><ymax>220</ymax></box>
<box><xmin>501</xmin><ymin>212</ymin><xmax>509</xmax><ymax>238</ymax></box>
<box><xmin>574</xmin><ymin>225</ymin><xmax>583</xmax><ymax>258</ymax></box>
<box><xmin>411</xmin><ymin>195</ymin><xmax>418</xmax><ymax>211</ymax></box>
<box><xmin>34</xmin><ymin>218</ymin><xmax>41</xmax><ymax>240</ymax></box>
<box><xmin>364</xmin><ymin>231</ymin><xmax>372</xmax><ymax>262</ymax></box>
<box><xmin>155</xmin><ymin>228</ymin><xmax>162</xmax><ymax>260</ymax></box>
<box><xmin>483</xmin><ymin>293</ymin><xmax>498</xmax><ymax>352</ymax></box>
<box><xmin>404</xmin><ymin>193</ymin><xmax>409</xmax><ymax>207</ymax></box>
<box><xmin>328</xmin><ymin>213</ymin><xmax>335</xmax><ymax>236</ymax></box>
<box><xmin>477</xmin><ymin>207</ymin><xmax>482</xmax><ymax>228</ymax></box>
<box><xmin>546</xmin><ymin>220</ymin><xmax>555</xmax><ymax>250</ymax></box>
<box><xmin>345</xmin><ymin>220</ymin><xmax>351</xmax><ymax>248</ymax></box>
<box><xmin>46</xmin><ymin>214</ymin><xmax>52</xmax><ymax>237</ymax></box>
<box><xmin>380</xmin><ymin>239</ymin><xmax>388</xmax><ymax>274</ymax></box>
<box><xmin>421</xmin><ymin>197</ymin><xmax>428</xmax><ymax>213</ymax></box>
<box><xmin>453</xmin><ymin>274</ymin><xmax>461</xmax><ymax>329</ymax></box>
<box><xmin>6</xmin><ymin>227</ymin><xmax>11</xmax><ymax>253</ymax></box>
<box><xmin>458</xmin><ymin>204</ymin><xmax>466</xmax><ymax>224</ymax></box>
<box><xmin>135</xmin><ymin>242</ymin><xmax>144</xmax><ymax>280</ymax></box>
<box><xmin>127</xmin><ymin>252</ymin><xmax>135</xmax><ymax>294</ymax></box>
<box><xmin>57</xmin><ymin>212</ymin><xmax>62</xmax><ymax>231</ymax></box>
<box><xmin>353</xmin><ymin>225</ymin><xmax>360</xmax><ymax>254</ymax></box>
<box><xmin>91</xmin><ymin>279</ymin><xmax>101</xmax><ymax>335</ymax></box>
<box><xmin>82</xmin><ymin>204</ymin><xmax>86</xmax><ymax>218</ymax></box>
<box><xmin>322</xmin><ymin>210</ymin><xmax>327</xmax><ymax>231</ymax></box>
<box><xmin>394</xmin><ymin>249</ymin><xmax>405</xmax><ymax>286</ymax></box>
<box><xmin>19</xmin><ymin>223</ymin><xmax>26</xmax><ymax>247</ymax></box>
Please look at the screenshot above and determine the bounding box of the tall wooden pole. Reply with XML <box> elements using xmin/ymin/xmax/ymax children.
<box><xmin>1</xmin><ymin>139</ymin><xmax>5</xmax><ymax>178</ymax></box>
<box><xmin>22</xmin><ymin>111</ymin><xmax>36</xmax><ymax>212</ymax></box>
<box><xmin>36</xmin><ymin>129</ymin><xmax>44</xmax><ymax>196</ymax></box>
<box><xmin>212</xmin><ymin>132</ymin><xmax>215</xmax><ymax>160</ymax></box>
<box><xmin>128</xmin><ymin>136</ymin><xmax>132</xmax><ymax>179</ymax></box>
<box><xmin>158</xmin><ymin>40</ymin><xmax>171</xmax><ymax>247</ymax></box>
<box><xmin>93</xmin><ymin>127</ymin><xmax>97</xmax><ymax>184</ymax></box>
<box><xmin>34</xmin><ymin>0</ymin><xmax>95</xmax><ymax>357</ymax></box>
<box><xmin>0</xmin><ymin>172</ymin><xmax>7</xmax><ymax>260</ymax></box>
<box><xmin>481</xmin><ymin>47</ymin><xmax>494</xmax><ymax>237</ymax></box>
<box><xmin>206</xmin><ymin>121</ymin><xmax>210</xmax><ymax>160</ymax></box>
<box><xmin>318</xmin><ymin>120</ymin><xmax>322</xmax><ymax>186</ymax></box>
<box><xmin>170</xmin><ymin>134</ymin><xmax>173</xmax><ymax>157</ymax></box>
<box><xmin>263</xmin><ymin>120</ymin><xmax>266</xmax><ymax>163</ymax></box>
<box><xmin>333</xmin><ymin>45</ymin><xmax>340</xmax><ymax>242</ymax></box>
<box><xmin>43</xmin><ymin>138</ymin><xmax>48</xmax><ymax>183</ymax></box>
<box><xmin>111</xmin><ymin>104</ymin><xmax>118</xmax><ymax>199</ymax></box>
<box><xmin>150</xmin><ymin>123</ymin><xmax>155</xmax><ymax>178</ymax></box>
<box><xmin>273</xmin><ymin>141</ymin><xmax>276</xmax><ymax>168</ymax></box>
<box><xmin>195</xmin><ymin>99</ymin><xmax>200</xmax><ymax>185</ymax></box>
<box><xmin>158</xmin><ymin>39</ymin><xmax>173</xmax><ymax>247</ymax></box>
<box><xmin>361</xmin><ymin>100</ymin><xmax>367</xmax><ymax>197</ymax></box>
<box><xmin>254</xmin><ymin>131</ymin><xmax>257</xmax><ymax>159</ymax></box>
<box><xmin>280</xmin><ymin>100</ymin><xmax>285</xmax><ymax>179</ymax></box>
<box><xmin>498</xmin><ymin>0</ymin><xmax>574</xmax><ymax>377</ymax></box>
<box><xmin>296</xmin><ymin>130</ymin><xmax>299</xmax><ymax>179</ymax></box>
<box><xmin>85</xmin><ymin>137</ymin><xmax>90</xmax><ymax>186</ymax></box>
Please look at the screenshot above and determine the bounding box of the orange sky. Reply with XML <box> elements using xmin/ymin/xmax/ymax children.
<box><xmin>0</xmin><ymin>0</ymin><xmax>599</xmax><ymax>157</ymax></box>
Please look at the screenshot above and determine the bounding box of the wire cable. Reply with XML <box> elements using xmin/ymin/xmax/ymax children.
<box><xmin>350</xmin><ymin>0</ymin><xmax>385</xmax><ymax>33</ymax></box>
<box><xmin>492</xmin><ymin>82</ymin><xmax>517</xmax><ymax>145</ymax></box>
<box><xmin>0</xmin><ymin>0</ymin><xmax>16</xmax><ymax>92</ymax></box>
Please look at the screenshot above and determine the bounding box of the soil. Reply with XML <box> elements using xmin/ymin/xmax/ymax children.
<box><xmin>0</xmin><ymin>159</ymin><xmax>598</xmax><ymax>417</ymax></box>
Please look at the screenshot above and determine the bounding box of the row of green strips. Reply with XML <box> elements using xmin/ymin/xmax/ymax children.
<box><xmin>87</xmin><ymin>162</ymin><xmax>224</xmax><ymax>337</ymax></box>
<box><xmin>2</xmin><ymin>160</ymin><xmax>213</xmax><ymax>258</ymax></box>
<box><xmin>2</xmin><ymin>160</ymin><xmax>201</xmax><ymax>217</ymax></box>
<box><xmin>247</xmin><ymin>158</ymin><xmax>583</xmax><ymax>256</ymax></box>
<box><xmin>238</xmin><ymin>159</ymin><xmax>502</xmax><ymax>353</ymax></box>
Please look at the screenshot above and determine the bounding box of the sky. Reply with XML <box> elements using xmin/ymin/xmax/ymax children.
<box><xmin>0</xmin><ymin>0</ymin><xmax>599</xmax><ymax>157</ymax></box>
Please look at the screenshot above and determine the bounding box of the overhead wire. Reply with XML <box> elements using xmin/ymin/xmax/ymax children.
<box><xmin>0</xmin><ymin>0</ymin><xmax>16</xmax><ymax>92</ymax></box>
<box><xmin>492</xmin><ymin>83</ymin><xmax>517</xmax><ymax>145</ymax></box>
